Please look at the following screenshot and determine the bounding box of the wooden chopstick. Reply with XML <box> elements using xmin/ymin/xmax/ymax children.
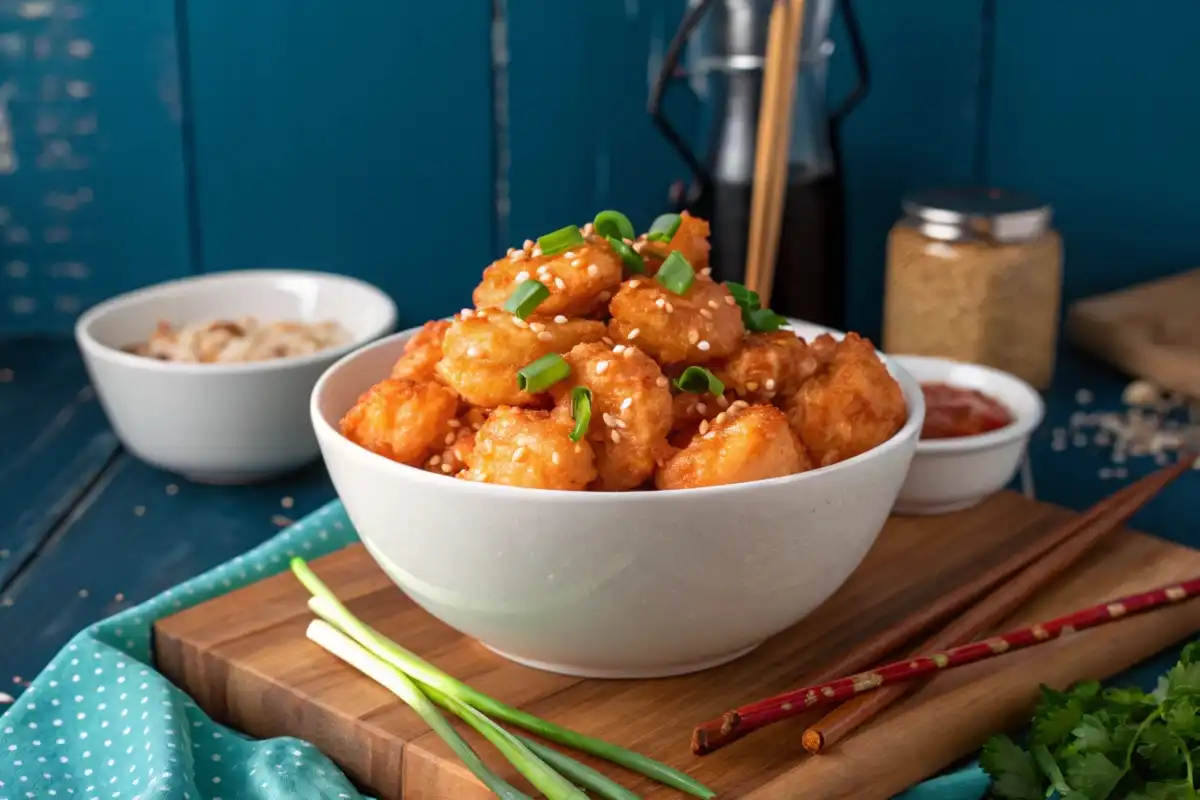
<box><xmin>801</xmin><ymin>455</ymin><xmax>1194</xmax><ymax>754</ymax></box>
<box><xmin>740</xmin><ymin>575</ymin><xmax>1200</xmax><ymax>716</ymax></box>
<box><xmin>744</xmin><ymin>0</ymin><xmax>804</xmax><ymax>305</ymax></box>
<box><xmin>690</xmin><ymin>456</ymin><xmax>1192</xmax><ymax>755</ymax></box>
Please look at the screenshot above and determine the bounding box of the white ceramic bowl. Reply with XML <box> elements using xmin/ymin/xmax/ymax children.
<box><xmin>76</xmin><ymin>270</ymin><xmax>397</xmax><ymax>484</ymax></box>
<box><xmin>890</xmin><ymin>355</ymin><xmax>1045</xmax><ymax>516</ymax></box>
<box><xmin>311</xmin><ymin>323</ymin><xmax>925</xmax><ymax>678</ymax></box>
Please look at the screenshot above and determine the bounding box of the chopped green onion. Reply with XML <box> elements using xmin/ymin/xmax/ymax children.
<box><xmin>605</xmin><ymin>236</ymin><xmax>646</xmax><ymax>274</ymax></box>
<box><xmin>674</xmin><ymin>366</ymin><xmax>725</xmax><ymax>397</ymax></box>
<box><xmin>646</xmin><ymin>213</ymin><xmax>682</xmax><ymax>242</ymax></box>
<box><xmin>593</xmin><ymin>210</ymin><xmax>635</xmax><ymax>241</ymax></box>
<box><xmin>725</xmin><ymin>280</ymin><xmax>788</xmax><ymax>332</ymax></box>
<box><xmin>537</xmin><ymin>225</ymin><xmax>586</xmax><ymax>256</ymax></box>
<box><xmin>569</xmin><ymin>386</ymin><xmax>593</xmax><ymax>442</ymax></box>
<box><xmin>504</xmin><ymin>279</ymin><xmax>550</xmax><ymax>319</ymax></box>
<box><xmin>517</xmin><ymin>353</ymin><xmax>570</xmax><ymax>393</ymax></box>
<box><xmin>655</xmin><ymin>250</ymin><xmax>695</xmax><ymax>295</ymax></box>
<box><xmin>290</xmin><ymin>558</ymin><xmax>716</xmax><ymax>798</ymax></box>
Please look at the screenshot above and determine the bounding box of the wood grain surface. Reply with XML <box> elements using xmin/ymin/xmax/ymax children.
<box><xmin>149</xmin><ymin>491</ymin><xmax>1199</xmax><ymax>798</ymax></box>
<box><xmin>1066</xmin><ymin>268</ymin><xmax>1200</xmax><ymax>398</ymax></box>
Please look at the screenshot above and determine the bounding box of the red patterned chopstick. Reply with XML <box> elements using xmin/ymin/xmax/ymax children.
<box><xmin>715</xmin><ymin>575</ymin><xmax>1199</xmax><ymax>727</ymax></box>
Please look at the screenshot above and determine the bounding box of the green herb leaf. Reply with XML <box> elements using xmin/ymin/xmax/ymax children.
<box><xmin>593</xmin><ymin>210</ymin><xmax>635</xmax><ymax>242</ymax></box>
<box><xmin>1032</xmin><ymin>695</ymin><xmax>1086</xmax><ymax>749</ymax></box>
<box><xmin>537</xmin><ymin>225</ymin><xmax>586</xmax><ymax>256</ymax></box>
<box><xmin>516</xmin><ymin>353</ymin><xmax>570</xmax><ymax>393</ymax></box>
<box><xmin>504</xmin><ymin>279</ymin><xmax>550</xmax><ymax>320</ymax></box>
<box><xmin>646</xmin><ymin>213</ymin><xmax>682</xmax><ymax>242</ymax></box>
<box><xmin>569</xmin><ymin>387</ymin><xmax>592</xmax><ymax>443</ymax></box>
<box><xmin>1136</xmin><ymin>725</ymin><xmax>1186</xmax><ymax>778</ymax></box>
<box><xmin>1063</xmin><ymin>751</ymin><xmax>1125</xmax><ymax>799</ymax></box>
<box><xmin>1164</xmin><ymin>697</ymin><xmax>1200</xmax><ymax>740</ymax></box>
<box><xmin>1031</xmin><ymin>743</ymin><xmax>1072</xmax><ymax>794</ymax></box>
<box><xmin>606</xmin><ymin>235</ymin><xmax>646</xmax><ymax>274</ymax></box>
<box><xmin>1180</xmin><ymin>642</ymin><xmax>1199</xmax><ymax>667</ymax></box>
<box><xmin>1074</xmin><ymin>713</ymin><xmax>1120</xmax><ymax>756</ymax></box>
<box><xmin>746</xmin><ymin>307</ymin><xmax>788</xmax><ymax>333</ymax></box>
<box><xmin>655</xmin><ymin>251</ymin><xmax>695</xmax><ymax>295</ymax></box>
<box><xmin>981</xmin><ymin>735</ymin><xmax>1045</xmax><ymax>800</ymax></box>
<box><xmin>1164</xmin><ymin>661</ymin><xmax>1200</xmax><ymax>700</ymax></box>
<box><xmin>1128</xmin><ymin>780</ymin><xmax>1196</xmax><ymax>799</ymax></box>
<box><xmin>673</xmin><ymin>367</ymin><xmax>725</xmax><ymax>397</ymax></box>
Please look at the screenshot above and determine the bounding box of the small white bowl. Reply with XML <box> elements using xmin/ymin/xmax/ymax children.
<box><xmin>310</xmin><ymin>325</ymin><xmax>924</xmax><ymax>678</ymax></box>
<box><xmin>76</xmin><ymin>270</ymin><xmax>397</xmax><ymax>484</ymax></box>
<box><xmin>890</xmin><ymin>355</ymin><xmax>1045</xmax><ymax>516</ymax></box>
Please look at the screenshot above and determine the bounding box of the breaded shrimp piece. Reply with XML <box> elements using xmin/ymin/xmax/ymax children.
<box><xmin>637</xmin><ymin>211</ymin><xmax>712</xmax><ymax>275</ymax></box>
<box><xmin>785</xmin><ymin>332</ymin><xmax>907</xmax><ymax>467</ymax></box>
<box><xmin>391</xmin><ymin>320</ymin><xmax>450</xmax><ymax>381</ymax></box>
<box><xmin>340</xmin><ymin>378</ymin><xmax>459</xmax><ymax>465</ymax></box>
<box><xmin>710</xmin><ymin>331</ymin><xmax>814</xmax><ymax>405</ymax></box>
<box><xmin>669</xmin><ymin>389</ymin><xmax>735</xmax><ymax>447</ymax></box>
<box><xmin>551</xmin><ymin>342</ymin><xmax>673</xmax><ymax>491</ymax></box>
<box><xmin>421</xmin><ymin>407</ymin><xmax>488</xmax><ymax>477</ymax></box>
<box><xmin>436</xmin><ymin>310</ymin><xmax>606</xmax><ymax>407</ymax></box>
<box><xmin>656</xmin><ymin>403</ymin><xmax>811</xmax><ymax>490</ymax></box>
<box><xmin>461</xmin><ymin>406</ymin><xmax>596</xmax><ymax>490</ymax></box>
<box><xmin>608</xmin><ymin>276</ymin><xmax>743</xmax><ymax>365</ymax></box>
<box><xmin>472</xmin><ymin>237</ymin><xmax>623</xmax><ymax>318</ymax></box>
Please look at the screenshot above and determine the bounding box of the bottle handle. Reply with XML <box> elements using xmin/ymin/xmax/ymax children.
<box><xmin>829</xmin><ymin>0</ymin><xmax>869</xmax><ymax>125</ymax></box>
<box><xmin>647</xmin><ymin>0</ymin><xmax>715</xmax><ymax>194</ymax></box>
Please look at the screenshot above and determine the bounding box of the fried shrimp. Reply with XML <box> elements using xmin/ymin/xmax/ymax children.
<box><xmin>339</xmin><ymin>378</ymin><xmax>459</xmax><ymax>465</ymax></box>
<box><xmin>436</xmin><ymin>311</ymin><xmax>606</xmax><ymax>407</ymax></box>
<box><xmin>710</xmin><ymin>331</ymin><xmax>816</xmax><ymax>404</ymax></box>
<box><xmin>391</xmin><ymin>320</ymin><xmax>450</xmax><ymax>381</ymax></box>
<box><xmin>473</xmin><ymin>237</ymin><xmax>623</xmax><ymax>318</ymax></box>
<box><xmin>786</xmin><ymin>332</ymin><xmax>907</xmax><ymax>467</ymax></box>
<box><xmin>655</xmin><ymin>403</ymin><xmax>810</xmax><ymax>490</ymax></box>
<box><xmin>638</xmin><ymin>212</ymin><xmax>712</xmax><ymax>275</ymax></box>
<box><xmin>608</xmin><ymin>275</ymin><xmax>743</xmax><ymax>365</ymax></box>
<box><xmin>552</xmin><ymin>342</ymin><xmax>673</xmax><ymax>491</ymax></box>
<box><xmin>420</xmin><ymin>407</ymin><xmax>487</xmax><ymax>477</ymax></box>
<box><xmin>461</xmin><ymin>406</ymin><xmax>596</xmax><ymax>490</ymax></box>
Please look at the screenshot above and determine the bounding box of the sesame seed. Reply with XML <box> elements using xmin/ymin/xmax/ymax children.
<box><xmin>700</xmin><ymin>267</ymin><xmax>712</xmax><ymax>276</ymax></box>
<box><xmin>688</xmin><ymin>329</ymin><xmax>699</xmax><ymax>344</ymax></box>
<box><xmin>700</xmin><ymin>309</ymin><xmax>713</xmax><ymax>319</ymax></box>
<box><xmin>623</xmin><ymin>237</ymin><xmax>634</xmax><ymax>245</ymax></box>
<box><xmin>697</xmin><ymin>340</ymin><xmax>711</xmax><ymax>351</ymax></box>
<box><xmin>696</xmin><ymin>403</ymin><xmax>707</xmax><ymax>414</ymax></box>
<box><xmin>443</xmin><ymin>450</ymin><xmax>454</xmax><ymax>462</ymax></box>
<box><xmin>514</xmin><ymin>270</ymin><xmax>530</xmax><ymax>283</ymax></box>
<box><xmin>512</xmin><ymin>316</ymin><xmax>528</xmax><ymax>328</ymax></box>
<box><xmin>564</xmin><ymin>251</ymin><xmax>577</xmax><ymax>259</ymax></box>
<box><xmin>704</xmin><ymin>431</ymin><xmax>716</xmax><ymax>440</ymax></box>
<box><xmin>633</xmin><ymin>241</ymin><xmax>647</xmax><ymax>253</ymax></box>
<box><xmin>598</xmin><ymin>291</ymin><xmax>611</xmax><ymax>301</ymax></box>
<box><xmin>537</xmin><ymin>331</ymin><xmax>553</xmax><ymax>342</ymax></box>
<box><xmin>656</xmin><ymin>376</ymin><xmax>668</xmax><ymax>387</ymax></box>
<box><xmin>602</xmin><ymin>337</ymin><xmax>614</xmax><ymax>345</ymax></box>
<box><xmin>746</xmin><ymin>381</ymin><xmax>759</xmax><ymax>391</ymax></box>
<box><xmin>441</xmin><ymin>463</ymin><xmax>453</xmax><ymax>473</ymax></box>
<box><xmin>444</xmin><ymin>432</ymin><xmax>456</xmax><ymax>445</ymax></box>
<box><xmin>714</xmin><ymin>412</ymin><xmax>728</xmax><ymax>425</ymax></box>
<box><xmin>665</xmin><ymin>302</ymin><xmax>674</xmax><ymax>313</ymax></box>
<box><xmin>699</xmin><ymin>420</ymin><xmax>710</xmax><ymax>434</ymax></box>
<box><xmin>717</xmin><ymin>395</ymin><xmax>729</xmax><ymax>408</ymax></box>
<box><xmin>554</xmin><ymin>315</ymin><xmax>568</xmax><ymax>324</ymax></box>
<box><xmin>620</xmin><ymin>397</ymin><xmax>633</xmax><ymax>411</ymax></box>
<box><xmin>708</xmin><ymin>300</ymin><xmax>720</xmax><ymax>309</ymax></box>
<box><xmin>732</xmin><ymin>400</ymin><xmax>750</xmax><ymax>409</ymax></box>
<box><xmin>627</xmin><ymin>328</ymin><xmax>641</xmax><ymax>339</ymax></box>
<box><xmin>507</xmin><ymin>247</ymin><xmax>516</xmax><ymax>255</ymax></box>
<box><xmin>603</xmin><ymin>413</ymin><xmax>617</xmax><ymax>428</ymax></box>
<box><xmin>765</xmin><ymin>379</ymin><xmax>777</xmax><ymax>391</ymax></box>
<box><xmin>512</xmin><ymin>447</ymin><xmax>526</xmax><ymax>461</ymax></box>
<box><xmin>523</xmin><ymin>239</ymin><xmax>535</xmax><ymax>250</ymax></box>
<box><xmin>480</xmin><ymin>439</ymin><xmax>493</xmax><ymax>454</ymax></box>
<box><xmin>552</xmin><ymin>452</ymin><xmax>561</xmax><ymax>465</ymax></box>
<box><xmin>611</xmin><ymin>429</ymin><xmax>621</xmax><ymax>443</ymax></box>
<box><xmin>656</xmin><ymin>297</ymin><xmax>666</xmax><ymax>309</ymax></box>
<box><xmin>448</xmin><ymin>419</ymin><xmax>462</xmax><ymax>428</ymax></box>
<box><xmin>429</xmin><ymin>455</ymin><xmax>442</xmax><ymax>466</ymax></box>
<box><xmin>581</xmin><ymin>223</ymin><xmax>595</xmax><ymax>235</ymax></box>
<box><xmin>629</xmin><ymin>279</ymin><xmax>641</xmax><ymax>288</ymax></box>
<box><xmin>529</xmin><ymin>321</ymin><xmax>546</xmax><ymax>332</ymax></box>
<box><xmin>595</xmin><ymin>360</ymin><xmax>610</xmax><ymax>374</ymax></box>
<box><xmin>724</xmin><ymin>295</ymin><xmax>736</xmax><ymax>306</ymax></box>
<box><xmin>623</xmin><ymin>347</ymin><xmax>636</xmax><ymax>359</ymax></box>
<box><xmin>466</xmin><ymin>346</ymin><xmax>480</xmax><ymax>357</ymax></box>
<box><xmin>575</xmin><ymin>443</ymin><xmax>584</xmax><ymax>454</ymax></box>
<box><xmin>537</xmin><ymin>265</ymin><xmax>551</xmax><ymax>276</ymax></box>
<box><xmin>612</xmin><ymin>344</ymin><xmax>627</xmax><ymax>354</ymax></box>
<box><xmin>555</xmin><ymin>277</ymin><xmax>567</xmax><ymax>290</ymax></box>
<box><xmin>510</xmin><ymin>250</ymin><xmax>527</xmax><ymax>262</ymax></box>
<box><xmin>531</xmin><ymin>247</ymin><xmax>543</xmax><ymax>257</ymax></box>
<box><xmin>613</xmin><ymin>417</ymin><xmax>627</xmax><ymax>429</ymax></box>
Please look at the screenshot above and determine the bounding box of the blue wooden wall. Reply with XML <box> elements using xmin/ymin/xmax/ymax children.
<box><xmin>3</xmin><ymin>0</ymin><xmax>1199</xmax><ymax>338</ymax></box>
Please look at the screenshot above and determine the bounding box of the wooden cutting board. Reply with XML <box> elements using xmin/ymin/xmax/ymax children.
<box><xmin>153</xmin><ymin>492</ymin><xmax>1200</xmax><ymax>799</ymax></box>
<box><xmin>1067</xmin><ymin>268</ymin><xmax>1200</xmax><ymax>398</ymax></box>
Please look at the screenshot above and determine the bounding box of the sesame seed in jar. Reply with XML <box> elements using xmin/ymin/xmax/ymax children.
<box><xmin>697</xmin><ymin>340</ymin><xmax>711</xmax><ymax>351</ymax></box>
<box><xmin>688</xmin><ymin>329</ymin><xmax>699</xmax><ymax>344</ymax></box>
<box><xmin>611</xmin><ymin>429</ymin><xmax>621</xmax><ymax>443</ymax></box>
<box><xmin>731</xmin><ymin>400</ymin><xmax>750</xmax><ymax>410</ymax></box>
<box><xmin>656</xmin><ymin>375</ymin><xmax>669</xmax><ymax>388</ymax></box>
<box><xmin>714</xmin><ymin>412</ymin><xmax>728</xmax><ymax>425</ymax></box>
<box><xmin>512</xmin><ymin>446</ymin><xmax>526</xmax><ymax>462</ymax></box>
<box><xmin>467</xmin><ymin>346</ymin><xmax>481</xmax><ymax>357</ymax></box>
<box><xmin>529</xmin><ymin>321</ymin><xmax>546</xmax><ymax>333</ymax></box>
<box><xmin>552</xmin><ymin>452</ymin><xmax>561</xmax><ymax>465</ymax></box>
<box><xmin>1075</xmin><ymin>388</ymin><xmax>1094</xmax><ymax>405</ymax></box>
<box><xmin>699</xmin><ymin>420</ymin><xmax>710</xmax><ymax>435</ymax></box>
<box><xmin>629</xmin><ymin>279</ymin><xmax>641</xmax><ymax>288</ymax></box>
<box><xmin>696</xmin><ymin>402</ymin><xmax>707</xmax><ymax>415</ymax></box>
<box><xmin>554</xmin><ymin>315</ymin><xmax>568</xmax><ymax>324</ymax></box>
<box><xmin>555</xmin><ymin>277</ymin><xmax>567</xmax><ymax>290</ymax></box>
<box><xmin>514</xmin><ymin>270</ymin><xmax>530</xmax><ymax>283</ymax></box>
<box><xmin>602</xmin><ymin>413</ymin><xmax>616</xmax><ymax>428</ymax></box>
<box><xmin>765</xmin><ymin>379</ymin><xmax>777</xmax><ymax>391</ymax></box>
<box><xmin>441</xmin><ymin>463</ymin><xmax>454</xmax><ymax>474</ymax></box>
<box><xmin>595</xmin><ymin>360</ymin><xmax>610</xmax><ymax>374</ymax></box>
<box><xmin>620</xmin><ymin>397</ymin><xmax>633</xmax><ymax>411</ymax></box>
<box><xmin>537</xmin><ymin>331</ymin><xmax>553</xmax><ymax>342</ymax></box>
<box><xmin>627</xmin><ymin>328</ymin><xmax>641</xmax><ymax>340</ymax></box>
<box><xmin>511</xmin><ymin>316</ymin><xmax>529</xmax><ymax>328</ymax></box>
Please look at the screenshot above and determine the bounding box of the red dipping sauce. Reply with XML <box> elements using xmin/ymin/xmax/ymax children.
<box><xmin>920</xmin><ymin>382</ymin><xmax>1013</xmax><ymax>440</ymax></box>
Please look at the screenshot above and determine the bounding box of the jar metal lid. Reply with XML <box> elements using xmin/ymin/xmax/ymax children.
<box><xmin>902</xmin><ymin>187</ymin><xmax>1053</xmax><ymax>243</ymax></box>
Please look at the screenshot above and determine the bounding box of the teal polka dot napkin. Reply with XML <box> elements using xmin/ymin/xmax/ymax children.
<box><xmin>0</xmin><ymin>500</ymin><xmax>987</xmax><ymax>800</ymax></box>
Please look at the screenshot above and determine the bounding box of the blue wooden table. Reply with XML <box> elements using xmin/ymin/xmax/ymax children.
<box><xmin>0</xmin><ymin>335</ymin><xmax>1197</xmax><ymax>700</ymax></box>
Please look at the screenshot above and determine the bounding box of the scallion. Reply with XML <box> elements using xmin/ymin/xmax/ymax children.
<box><xmin>504</xmin><ymin>279</ymin><xmax>550</xmax><ymax>319</ymax></box>
<box><xmin>537</xmin><ymin>225</ymin><xmax>586</xmax><ymax>256</ymax></box>
<box><xmin>517</xmin><ymin>353</ymin><xmax>570</xmax><ymax>393</ymax></box>
<box><xmin>593</xmin><ymin>210</ymin><xmax>635</xmax><ymax>242</ymax></box>
<box><xmin>646</xmin><ymin>213</ymin><xmax>682</xmax><ymax>242</ymax></box>
<box><xmin>655</xmin><ymin>251</ymin><xmax>695</xmax><ymax>295</ymax></box>
<box><xmin>605</xmin><ymin>236</ymin><xmax>646</xmax><ymax>274</ymax></box>
<box><xmin>569</xmin><ymin>386</ymin><xmax>593</xmax><ymax>443</ymax></box>
<box><xmin>725</xmin><ymin>281</ymin><xmax>788</xmax><ymax>332</ymax></box>
<box><xmin>673</xmin><ymin>367</ymin><xmax>725</xmax><ymax>397</ymax></box>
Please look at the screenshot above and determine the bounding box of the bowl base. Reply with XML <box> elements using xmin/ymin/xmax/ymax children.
<box><xmin>480</xmin><ymin>642</ymin><xmax>762</xmax><ymax>679</ymax></box>
<box><xmin>893</xmin><ymin>495</ymin><xmax>986</xmax><ymax>516</ymax></box>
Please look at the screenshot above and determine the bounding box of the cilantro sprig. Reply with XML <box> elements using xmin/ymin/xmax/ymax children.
<box><xmin>981</xmin><ymin>641</ymin><xmax>1200</xmax><ymax>800</ymax></box>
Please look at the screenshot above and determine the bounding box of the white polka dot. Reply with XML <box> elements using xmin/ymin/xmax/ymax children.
<box><xmin>53</xmin><ymin>719</ymin><xmax>63</xmax><ymax>726</ymax></box>
<box><xmin>212</xmin><ymin>777</ymin><xmax>220</xmax><ymax>784</ymax></box>
<box><xmin>26</xmin><ymin>702</ymin><xmax>35</xmax><ymax>709</ymax></box>
<box><xmin>212</xmin><ymin>754</ymin><xmax>220</xmax><ymax>761</ymax></box>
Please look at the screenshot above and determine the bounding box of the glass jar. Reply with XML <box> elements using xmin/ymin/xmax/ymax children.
<box><xmin>883</xmin><ymin>188</ymin><xmax>1063</xmax><ymax>389</ymax></box>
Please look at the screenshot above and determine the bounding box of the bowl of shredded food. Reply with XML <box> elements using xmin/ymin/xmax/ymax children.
<box><xmin>76</xmin><ymin>269</ymin><xmax>397</xmax><ymax>483</ymax></box>
<box><xmin>312</xmin><ymin>211</ymin><xmax>923</xmax><ymax>677</ymax></box>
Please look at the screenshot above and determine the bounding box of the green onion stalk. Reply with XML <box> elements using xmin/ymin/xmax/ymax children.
<box><xmin>291</xmin><ymin>558</ymin><xmax>715</xmax><ymax>799</ymax></box>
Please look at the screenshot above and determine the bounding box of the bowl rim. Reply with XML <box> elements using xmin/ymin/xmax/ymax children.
<box><xmin>74</xmin><ymin>269</ymin><xmax>399</xmax><ymax>375</ymax></box>
<box><xmin>310</xmin><ymin>324</ymin><xmax>927</xmax><ymax>501</ymax></box>
<box><xmin>891</xmin><ymin>354</ymin><xmax>1046</xmax><ymax>455</ymax></box>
